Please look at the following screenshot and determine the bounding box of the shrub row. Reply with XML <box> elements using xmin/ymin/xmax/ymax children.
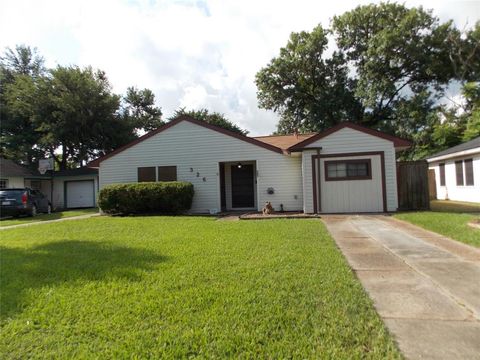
<box><xmin>98</xmin><ymin>182</ymin><xmax>194</xmax><ymax>215</ymax></box>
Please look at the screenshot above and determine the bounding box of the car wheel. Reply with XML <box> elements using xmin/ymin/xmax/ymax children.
<box><xmin>47</xmin><ymin>204</ymin><xmax>52</xmax><ymax>214</ymax></box>
<box><xmin>29</xmin><ymin>205</ymin><xmax>37</xmax><ymax>217</ymax></box>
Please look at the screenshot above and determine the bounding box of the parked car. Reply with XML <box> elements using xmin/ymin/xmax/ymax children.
<box><xmin>0</xmin><ymin>188</ymin><xmax>52</xmax><ymax>218</ymax></box>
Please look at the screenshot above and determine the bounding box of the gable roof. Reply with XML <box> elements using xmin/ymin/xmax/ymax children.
<box><xmin>288</xmin><ymin>122</ymin><xmax>412</xmax><ymax>151</ymax></box>
<box><xmin>88</xmin><ymin>115</ymin><xmax>285</xmax><ymax>167</ymax></box>
<box><xmin>1</xmin><ymin>158</ymin><xmax>38</xmax><ymax>177</ymax></box>
<box><xmin>426</xmin><ymin>137</ymin><xmax>480</xmax><ymax>161</ymax></box>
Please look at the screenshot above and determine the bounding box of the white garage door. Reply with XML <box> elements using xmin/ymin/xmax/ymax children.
<box><xmin>66</xmin><ymin>181</ymin><xmax>94</xmax><ymax>208</ymax></box>
<box><xmin>315</xmin><ymin>154</ymin><xmax>385</xmax><ymax>213</ymax></box>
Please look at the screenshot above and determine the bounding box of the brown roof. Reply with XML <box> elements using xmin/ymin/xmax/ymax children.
<box><xmin>254</xmin><ymin>133</ymin><xmax>316</xmax><ymax>150</ymax></box>
<box><xmin>1</xmin><ymin>158</ymin><xmax>37</xmax><ymax>177</ymax></box>
<box><xmin>89</xmin><ymin>115</ymin><xmax>285</xmax><ymax>167</ymax></box>
<box><xmin>88</xmin><ymin>119</ymin><xmax>412</xmax><ymax>167</ymax></box>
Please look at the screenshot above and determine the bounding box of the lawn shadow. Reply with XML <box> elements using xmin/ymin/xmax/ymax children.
<box><xmin>0</xmin><ymin>240</ymin><xmax>167</xmax><ymax>319</ymax></box>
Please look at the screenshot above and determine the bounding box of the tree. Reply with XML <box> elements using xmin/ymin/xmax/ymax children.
<box><xmin>255</xmin><ymin>26</ymin><xmax>363</xmax><ymax>133</ymax></box>
<box><xmin>332</xmin><ymin>3</ymin><xmax>456</xmax><ymax>129</ymax></box>
<box><xmin>33</xmin><ymin>65</ymin><xmax>128</xmax><ymax>169</ymax></box>
<box><xmin>255</xmin><ymin>3</ymin><xmax>478</xmax><ymax>156</ymax></box>
<box><xmin>169</xmin><ymin>108</ymin><xmax>248</xmax><ymax>135</ymax></box>
<box><xmin>121</xmin><ymin>87</ymin><xmax>164</xmax><ymax>133</ymax></box>
<box><xmin>0</xmin><ymin>45</ymin><xmax>46</xmax><ymax>164</ymax></box>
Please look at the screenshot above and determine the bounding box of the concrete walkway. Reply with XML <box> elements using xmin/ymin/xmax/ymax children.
<box><xmin>323</xmin><ymin>215</ymin><xmax>480</xmax><ymax>360</ymax></box>
<box><xmin>0</xmin><ymin>213</ymin><xmax>100</xmax><ymax>230</ymax></box>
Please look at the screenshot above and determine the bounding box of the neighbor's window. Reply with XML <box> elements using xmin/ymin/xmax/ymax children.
<box><xmin>158</xmin><ymin>166</ymin><xmax>177</xmax><ymax>182</ymax></box>
<box><xmin>325</xmin><ymin>159</ymin><xmax>371</xmax><ymax>181</ymax></box>
<box><xmin>439</xmin><ymin>163</ymin><xmax>445</xmax><ymax>186</ymax></box>
<box><xmin>0</xmin><ymin>179</ymin><xmax>7</xmax><ymax>189</ymax></box>
<box><xmin>455</xmin><ymin>160</ymin><xmax>464</xmax><ymax>186</ymax></box>
<box><xmin>464</xmin><ymin>159</ymin><xmax>474</xmax><ymax>186</ymax></box>
<box><xmin>137</xmin><ymin>167</ymin><xmax>156</xmax><ymax>182</ymax></box>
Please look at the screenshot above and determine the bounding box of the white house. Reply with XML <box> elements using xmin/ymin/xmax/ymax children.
<box><xmin>89</xmin><ymin>115</ymin><xmax>411</xmax><ymax>214</ymax></box>
<box><xmin>0</xmin><ymin>157</ymin><xmax>99</xmax><ymax>209</ymax></box>
<box><xmin>426</xmin><ymin>137</ymin><xmax>480</xmax><ymax>203</ymax></box>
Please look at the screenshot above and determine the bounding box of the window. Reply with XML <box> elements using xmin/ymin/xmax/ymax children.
<box><xmin>439</xmin><ymin>163</ymin><xmax>445</xmax><ymax>186</ymax></box>
<box><xmin>325</xmin><ymin>159</ymin><xmax>372</xmax><ymax>181</ymax></box>
<box><xmin>455</xmin><ymin>160</ymin><xmax>464</xmax><ymax>186</ymax></box>
<box><xmin>0</xmin><ymin>179</ymin><xmax>7</xmax><ymax>189</ymax></box>
<box><xmin>158</xmin><ymin>166</ymin><xmax>177</xmax><ymax>181</ymax></box>
<box><xmin>137</xmin><ymin>167</ymin><xmax>156</xmax><ymax>182</ymax></box>
<box><xmin>465</xmin><ymin>159</ymin><xmax>474</xmax><ymax>186</ymax></box>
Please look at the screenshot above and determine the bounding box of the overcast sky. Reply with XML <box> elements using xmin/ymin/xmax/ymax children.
<box><xmin>1</xmin><ymin>0</ymin><xmax>479</xmax><ymax>135</ymax></box>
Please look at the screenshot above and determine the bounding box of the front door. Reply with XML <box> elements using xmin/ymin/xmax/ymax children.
<box><xmin>231</xmin><ymin>164</ymin><xmax>254</xmax><ymax>208</ymax></box>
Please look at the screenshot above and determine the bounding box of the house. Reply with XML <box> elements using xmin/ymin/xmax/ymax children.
<box><xmin>0</xmin><ymin>157</ymin><xmax>99</xmax><ymax>209</ymax></box>
<box><xmin>426</xmin><ymin>137</ymin><xmax>480</xmax><ymax>203</ymax></box>
<box><xmin>88</xmin><ymin>115</ymin><xmax>411</xmax><ymax>214</ymax></box>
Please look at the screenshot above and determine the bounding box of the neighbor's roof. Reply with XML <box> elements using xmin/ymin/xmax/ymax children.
<box><xmin>254</xmin><ymin>133</ymin><xmax>316</xmax><ymax>150</ymax></box>
<box><xmin>426</xmin><ymin>136</ymin><xmax>480</xmax><ymax>161</ymax></box>
<box><xmin>0</xmin><ymin>158</ymin><xmax>38</xmax><ymax>177</ymax></box>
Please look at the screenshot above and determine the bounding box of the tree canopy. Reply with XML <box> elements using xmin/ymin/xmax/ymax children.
<box><xmin>1</xmin><ymin>45</ymin><xmax>163</xmax><ymax>169</ymax></box>
<box><xmin>255</xmin><ymin>3</ymin><xmax>480</xmax><ymax>158</ymax></box>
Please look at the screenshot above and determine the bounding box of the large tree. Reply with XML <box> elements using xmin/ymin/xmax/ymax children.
<box><xmin>255</xmin><ymin>3</ymin><xmax>479</xmax><ymax>157</ymax></box>
<box><xmin>256</xmin><ymin>26</ymin><xmax>363</xmax><ymax>133</ymax></box>
<box><xmin>0</xmin><ymin>45</ymin><xmax>46</xmax><ymax>164</ymax></box>
<box><xmin>169</xmin><ymin>108</ymin><xmax>248</xmax><ymax>135</ymax></box>
<box><xmin>1</xmin><ymin>45</ymin><xmax>166</xmax><ymax>169</ymax></box>
<box><xmin>33</xmin><ymin>66</ymin><xmax>127</xmax><ymax>169</ymax></box>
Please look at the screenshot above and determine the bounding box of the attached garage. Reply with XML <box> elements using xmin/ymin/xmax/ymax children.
<box><xmin>292</xmin><ymin>123</ymin><xmax>411</xmax><ymax>214</ymax></box>
<box><xmin>65</xmin><ymin>180</ymin><xmax>95</xmax><ymax>208</ymax></box>
<box><xmin>312</xmin><ymin>152</ymin><xmax>386</xmax><ymax>213</ymax></box>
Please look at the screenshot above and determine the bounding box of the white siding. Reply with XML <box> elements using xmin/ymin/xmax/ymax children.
<box><xmin>2</xmin><ymin>177</ymin><xmax>25</xmax><ymax>188</ymax></box>
<box><xmin>429</xmin><ymin>154</ymin><xmax>480</xmax><ymax>203</ymax></box>
<box><xmin>302</xmin><ymin>127</ymin><xmax>398</xmax><ymax>212</ymax></box>
<box><xmin>99</xmin><ymin>121</ymin><xmax>303</xmax><ymax>213</ymax></box>
<box><xmin>52</xmin><ymin>175</ymin><xmax>99</xmax><ymax>209</ymax></box>
<box><xmin>319</xmin><ymin>155</ymin><xmax>383</xmax><ymax>213</ymax></box>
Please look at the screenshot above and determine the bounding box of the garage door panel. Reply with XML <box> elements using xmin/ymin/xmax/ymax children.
<box><xmin>320</xmin><ymin>155</ymin><xmax>383</xmax><ymax>213</ymax></box>
<box><xmin>66</xmin><ymin>181</ymin><xmax>94</xmax><ymax>208</ymax></box>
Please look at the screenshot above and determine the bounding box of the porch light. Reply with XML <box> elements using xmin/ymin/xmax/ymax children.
<box><xmin>237</xmin><ymin>162</ymin><xmax>242</xmax><ymax>169</ymax></box>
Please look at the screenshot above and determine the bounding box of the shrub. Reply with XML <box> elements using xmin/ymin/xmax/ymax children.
<box><xmin>98</xmin><ymin>182</ymin><xmax>194</xmax><ymax>215</ymax></box>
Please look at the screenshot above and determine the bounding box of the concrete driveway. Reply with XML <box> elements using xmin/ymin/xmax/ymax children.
<box><xmin>323</xmin><ymin>215</ymin><xmax>480</xmax><ymax>360</ymax></box>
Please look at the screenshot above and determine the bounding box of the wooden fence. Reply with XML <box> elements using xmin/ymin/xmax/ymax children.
<box><xmin>397</xmin><ymin>161</ymin><xmax>430</xmax><ymax>210</ymax></box>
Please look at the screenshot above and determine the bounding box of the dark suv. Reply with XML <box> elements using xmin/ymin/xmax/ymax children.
<box><xmin>0</xmin><ymin>188</ymin><xmax>52</xmax><ymax>218</ymax></box>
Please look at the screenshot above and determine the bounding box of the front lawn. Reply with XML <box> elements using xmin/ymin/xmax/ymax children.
<box><xmin>395</xmin><ymin>200</ymin><xmax>480</xmax><ymax>248</ymax></box>
<box><xmin>0</xmin><ymin>217</ymin><xmax>400</xmax><ymax>358</ymax></box>
<box><xmin>0</xmin><ymin>208</ymin><xmax>98</xmax><ymax>227</ymax></box>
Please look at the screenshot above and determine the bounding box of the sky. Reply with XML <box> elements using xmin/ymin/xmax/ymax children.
<box><xmin>1</xmin><ymin>0</ymin><xmax>479</xmax><ymax>136</ymax></box>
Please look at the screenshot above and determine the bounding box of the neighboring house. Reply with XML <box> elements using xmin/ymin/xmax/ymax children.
<box><xmin>0</xmin><ymin>157</ymin><xmax>99</xmax><ymax>209</ymax></box>
<box><xmin>89</xmin><ymin>115</ymin><xmax>411</xmax><ymax>214</ymax></box>
<box><xmin>426</xmin><ymin>137</ymin><xmax>480</xmax><ymax>203</ymax></box>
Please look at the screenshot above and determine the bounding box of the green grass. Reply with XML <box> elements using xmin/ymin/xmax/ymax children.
<box><xmin>430</xmin><ymin>200</ymin><xmax>480</xmax><ymax>213</ymax></box>
<box><xmin>0</xmin><ymin>208</ymin><xmax>98</xmax><ymax>227</ymax></box>
<box><xmin>0</xmin><ymin>217</ymin><xmax>400</xmax><ymax>358</ymax></box>
<box><xmin>395</xmin><ymin>200</ymin><xmax>480</xmax><ymax>248</ymax></box>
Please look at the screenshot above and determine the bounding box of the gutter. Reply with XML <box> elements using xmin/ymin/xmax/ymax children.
<box><xmin>426</xmin><ymin>148</ymin><xmax>480</xmax><ymax>163</ymax></box>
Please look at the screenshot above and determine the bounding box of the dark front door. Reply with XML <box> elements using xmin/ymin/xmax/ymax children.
<box><xmin>231</xmin><ymin>164</ymin><xmax>254</xmax><ymax>208</ymax></box>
